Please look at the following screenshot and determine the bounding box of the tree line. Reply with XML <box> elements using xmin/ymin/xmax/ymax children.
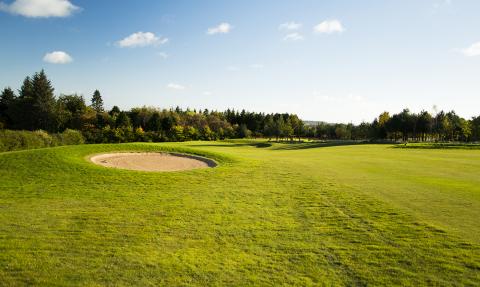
<box><xmin>1</xmin><ymin>70</ymin><xmax>479</xmax><ymax>143</ymax></box>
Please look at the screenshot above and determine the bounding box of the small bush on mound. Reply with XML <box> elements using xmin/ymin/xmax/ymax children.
<box><xmin>34</xmin><ymin>130</ymin><xmax>55</xmax><ymax>147</ymax></box>
<box><xmin>57</xmin><ymin>129</ymin><xmax>85</xmax><ymax>145</ymax></box>
<box><xmin>0</xmin><ymin>129</ymin><xmax>85</xmax><ymax>152</ymax></box>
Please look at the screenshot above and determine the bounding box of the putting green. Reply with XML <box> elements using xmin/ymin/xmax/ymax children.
<box><xmin>0</xmin><ymin>141</ymin><xmax>479</xmax><ymax>285</ymax></box>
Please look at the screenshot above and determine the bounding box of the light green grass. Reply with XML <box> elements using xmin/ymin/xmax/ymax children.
<box><xmin>0</xmin><ymin>141</ymin><xmax>479</xmax><ymax>286</ymax></box>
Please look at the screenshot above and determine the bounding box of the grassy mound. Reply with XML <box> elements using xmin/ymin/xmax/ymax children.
<box><xmin>0</xmin><ymin>141</ymin><xmax>479</xmax><ymax>285</ymax></box>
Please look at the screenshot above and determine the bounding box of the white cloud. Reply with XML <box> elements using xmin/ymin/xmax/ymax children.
<box><xmin>43</xmin><ymin>51</ymin><xmax>73</xmax><ymax>64</ymax></box>
<box><xmin>167</xmin><ymin>83</ymin><xmax>185</xmax><ymax>90</ymax></box>
<box><xmin>314</xmin><ymin>19</ymin><xmax>345</xmax><ymax>34</ymax></box>
<box><xmin>202</xmin><ymin>91</ymin><xmax>212</xmax><ymax>96</ymax></box>
<box><xmin>0</xmin><ymin>0</ymin><xmax>80</xmax><ymax>17</ymax></box>
<box><xmin>460</xmin><ymin>42</ymin><xmax>480</xmax><ymax>57</ymax></box>
<box><xmin>279</xmin><ymin>21</ymin><xmax>302</xmax><ymax>31</ymax></box>
<box><xmin>207</xmin><ymin>22</ymin><xmax>232</xmax><ymax>35</ymax></box>
<box><xmin>283</xmin><ymin>32</ymin><xmax>304</xmax><ymax>41</ymax></box>
<box><xmin>117</xmin><ymin>32</ymin><xmax>168</xmax><ymax>48</ymax></box>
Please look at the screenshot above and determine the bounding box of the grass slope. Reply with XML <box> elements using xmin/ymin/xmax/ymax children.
<box><xmin>0</xmin><ymin>141</ymin><xmax>479</xmax><ymax>286</ymax></box>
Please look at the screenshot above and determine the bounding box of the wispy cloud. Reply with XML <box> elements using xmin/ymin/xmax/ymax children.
<box><xmin>314</xmin><ymin>19</ymin><xmax>345</xmax><ymax>34</ymax></box>
<box><xmin>0</xmin><ymin>0</ymin><xmax>80</xmax><ymax>17</ymax></box>
<box><xmin>346</xmin><ymin>93</ymin><xmax>365</xmax><ymax>102</ymax></box>
<box><xmin>279</xmin><ymin>21</ymin><xmax>302</xmax><ymax>31</ymax></box>
<box><xmin>250</xmin><ymin>63</ymin><xmax>265</xmax><ymax>69</ymax></box>
<box><xmin>283</xmin><ymin>32</ymin><xmax>304</xmax><ymax>41</ymax></box>
<box><xmin>167</xmin><ymin>83</ymin><xmax>185</xmax><ymax>90</ymax></box>
<box><xmin>207</xmin><ymin>22</ymin><xmax>232</xmax><ymax>35</ymax></box>
<box><xmin>433</xmin><ymin>0</ymin><xmax>452</xmax><ymax>11</ymax></box>
<box><xmin>202</xmin><ymin>91</ymin><xmax>212</xmax><ymax>96</ymax></box>
<box><xmin>459</xmin><ymin>42</ymin><xmax>480</xmax><ymax>57</ymax></box>
<box><xmin>157</xmin><ymin>52</ymin><xmax>169</xmax><ymax>59</ymax></box>
<box><xmin>313</xmin><ymin>91</ymin><xmax>366</xmax><ymax>103</ymax></box>
<box><xmin>117</xmin><ymin>32</ymin><xmax>168</xmax><ymax>48</ymax></box>
<box><xmin>227</xmin><ymin>65</ymin><xmax>240</xmax><ymax>72</ymax></box>
<box><xmin>43</xmin><ymin>51</ymin><xmax>73</xmax><ymax>64</ymax></box>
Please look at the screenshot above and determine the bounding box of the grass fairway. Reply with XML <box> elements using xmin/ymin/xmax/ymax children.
<box><xmin>0</xmin><ymin>141</ymin><xmax>479</xmax><ymax>286</ymax></box>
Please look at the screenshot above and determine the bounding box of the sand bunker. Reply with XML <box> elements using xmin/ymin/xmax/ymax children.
<box><xmin>90</xmin><ymin>152</ymin><xmax>216</xmax><ymax>172</ymax></box>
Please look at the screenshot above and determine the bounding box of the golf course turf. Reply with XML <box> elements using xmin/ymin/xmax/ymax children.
<box><xmin>0</xmin><ymin>141</ymin><xmax>479</xmax><ymax>285</ymax></box>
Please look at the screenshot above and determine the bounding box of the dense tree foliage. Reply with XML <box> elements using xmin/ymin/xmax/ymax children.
<box><xmin>1</xmin><ymin>71</ymin><xmax>479</xmax><ymax>143</ymax></box>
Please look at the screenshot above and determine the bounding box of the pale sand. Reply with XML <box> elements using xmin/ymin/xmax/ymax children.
<box><xmin>89</xmin><ymin>152</ymin><xmax>216</xmax><ymax>172</ymax></box>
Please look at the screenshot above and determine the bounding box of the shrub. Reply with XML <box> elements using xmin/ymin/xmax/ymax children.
<box><xmin>0</xmin><ymin>129</ymin><xmax>84</xmax><ymax>152</ymax></box>
<box><xmin>134</xmin><ymin>127</ymin><xmax>145</xmax><ymax>142</ymax></box>
<box><xmin>59</xmin><ymin>129</ymin><xmax>85</xmax><ymax>145</ymax></box>
<box><xmin>0</xmin><ymin>130</ymin><xmax>46</xmax><ymax>152</ymax></box>
<box><xmin>34</xmin><ymin>130</ymin><xmax>55</xmax><ymax>147</ymax></box>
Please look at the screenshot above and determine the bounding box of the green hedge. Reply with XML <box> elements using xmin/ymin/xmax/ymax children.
<box><xmin>0</xmin><ymin>129</ymin><xmax>84</xmax><ymax>152</ymax></box>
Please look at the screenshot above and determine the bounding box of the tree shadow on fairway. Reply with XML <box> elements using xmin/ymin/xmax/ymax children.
<box><xmin>190</xmin><ymin>140</ymin><xmax>397</xmax><ymax>151</ymax></box>
<box><xmin>393</xmin><ymin>143</ymin><xmax>480</xmax><ymax>150</ymax></box>
<box><xmin>188</xmin><ymin>142</ymin><xmax>272</xmax><ymax>149</ymax></box>
<box><xmin>190</xmin><ymin>140</ymin><xmax>396</xmax><ymax>151</ymax></box>
<box><xmin>270</xmin><ymin>140</ymin><xmax>371</xmax><ymax>150</ymax></box>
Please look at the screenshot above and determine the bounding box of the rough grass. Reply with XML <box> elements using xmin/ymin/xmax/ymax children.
<box><xmin>0</xmin><ymin>141</ymin><xmax>479</xmax><ymax>286</ymax></box>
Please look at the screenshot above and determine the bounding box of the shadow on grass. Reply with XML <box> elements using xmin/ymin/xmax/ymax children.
<box><xmin>270</xmin><ymin>140</ymin><xmax>371</xmax><ymax>150</ymax></box>
<box><xmin>187</xmin><ymin>142</ymin><xmax>273</xmax><ymax>149</ymax></box>
<box><xmin>394</xmin><ymin>143</ymin><xmax>480</xmax><ymax>150</ymax></box>
<box><xmin>190</xmin><ymin>140</ymin><xmax>399</xmax><ymax>151</ymax></box>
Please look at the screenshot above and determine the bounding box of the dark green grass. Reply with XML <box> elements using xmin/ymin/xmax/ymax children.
<box><xmin>0</xmin><ymin>142</ymin><xmax>479</xmax><ymax>285</ymax></box>
<box><xmin>396</xmin><ymin>142</ymin><xmax>480</xmax><ymax>149</ymax></box>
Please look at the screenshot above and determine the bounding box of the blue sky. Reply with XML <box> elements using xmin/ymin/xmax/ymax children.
<box><xmin>0</xmin><ymin>0</ymin><xmax>479</xmax><ymax>123</ymax></box>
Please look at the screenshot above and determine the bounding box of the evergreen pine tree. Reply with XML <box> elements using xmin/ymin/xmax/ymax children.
<box><xmin>31</xmin><ymin>70</ymin><xmax>57</xmax><ymax>132</ymax></box>
<box><xmin>14</xmin><ymin>76</ymin><xmax>35</xmax><ymax>130</ymax></box>
<box><xmin>91</xmin><ymin>90</ymin><xmax>104</xmax><ymax>112</ymax></box>
<box><xmin>0</xmin><ymin>87</ymin><xmax>16</xmax><ymax>127</ymax></box>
